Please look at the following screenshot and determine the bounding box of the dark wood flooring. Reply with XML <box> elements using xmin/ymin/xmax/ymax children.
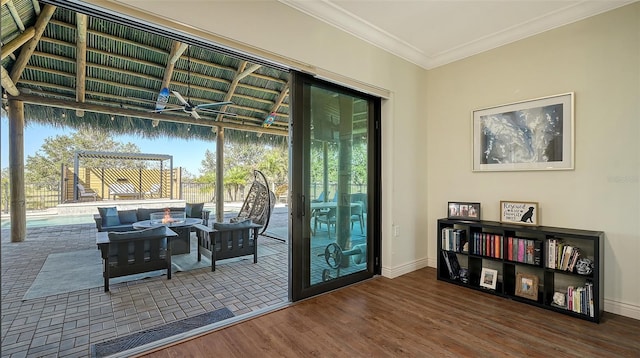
<box><xmin>140</xmin><ymin>267</ymin><xmax>640</xmax><ymax>357</ymax></box>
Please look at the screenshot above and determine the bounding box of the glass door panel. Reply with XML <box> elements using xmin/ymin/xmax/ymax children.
<box><xmin>290</xmin><ymin>72</ymin><xmax>380</xmax><ymax>301</ymax></box>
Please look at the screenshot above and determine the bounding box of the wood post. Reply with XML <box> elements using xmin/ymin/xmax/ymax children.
<box><xmin>8</xmin><ymin>99</ymin><xmax>26</xmax><ymax>242</ymax></box>
<box><xmin>336</xmin><ymin>94</ymin><xmax>353</xmax><ymax>264</ymax></box>
<box><xmin>216</xmin><ymin>127</ymin><xmax>224</xmax><ymax>223</ymax></box>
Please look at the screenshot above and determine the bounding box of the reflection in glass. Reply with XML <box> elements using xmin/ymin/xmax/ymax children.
<box><xmin>308</xmin><ymin>86</ymin><xmax>368</xmax><ymax>285</ymax></box>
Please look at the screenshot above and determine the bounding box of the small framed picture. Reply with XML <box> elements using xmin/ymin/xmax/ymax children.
<box><xmin>515</xmin><ymin>273</ymin><xmax>539</xmax><ymax>301</ymax></box>
<box><xmin>448</xmin><ymin>202</ymin><xmax>481</xmax><ymax>220</ymax></box>
<box><xmin>479</xmin><ymin>268</ymin><xmax>498</xmax><ymax>290</ymax></box>
<box><xmin>500</xmin><ymin>201</ymin><xmax>538</xmax><ymax>225</ymax></box>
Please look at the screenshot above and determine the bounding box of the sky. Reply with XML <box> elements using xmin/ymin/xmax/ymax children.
<box><xmin>0</xmin><ymin>117</ymin><xmax>215</xmax><ymax>175</ymax></box>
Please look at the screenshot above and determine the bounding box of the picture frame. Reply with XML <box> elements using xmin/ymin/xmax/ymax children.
<box><xmin>500</xmin><ymin>201</ymin><xmax>538</xmax><ymax>225</ymax></box>
<box><xmin>447</xmin><ymin>202</ymin><xmax>481</xmax><ymax>220</ymax></box>
<box><xmin>479</xmin><ymin>268</ymin><xmax>498</xmax><ymax>290</ymax></box>
<box><xmin>515</xmin><ymin>272</ymin><xmax>539</xmax><ymax>301</ymax></box>
<box><xmin>472</xmin><ymin>92</ymin><xmax>574</xmax><ymax>172</ymax></box>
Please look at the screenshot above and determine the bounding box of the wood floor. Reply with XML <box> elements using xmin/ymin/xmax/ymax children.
<box><xmin>139</xmin><ymin>267</ymin><xmax>640</xmax><ymax>357</ymax></box>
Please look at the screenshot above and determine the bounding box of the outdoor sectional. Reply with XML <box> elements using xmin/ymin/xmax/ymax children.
<box><xmin>93</xmin><ymin>205</ymin><xmax>209</xmax><ymax>232</ymax></box>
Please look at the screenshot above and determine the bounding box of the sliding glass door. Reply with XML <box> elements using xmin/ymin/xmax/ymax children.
<box><xmin>290</xmin><ymin>72</ymin><xmax>381</xmax><ymax>301</ymax></box>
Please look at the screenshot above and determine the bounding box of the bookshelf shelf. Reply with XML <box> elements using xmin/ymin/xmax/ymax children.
<box><xmin>437</xmin><ymin>218</ymin><xmax>604</xmax><ymax>323</ymax></box>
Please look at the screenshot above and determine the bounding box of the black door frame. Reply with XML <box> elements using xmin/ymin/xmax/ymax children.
<box><xmin>289</xmin><ymin>71</ymin><xmax>381</xmax><ymax>302</ymax></box>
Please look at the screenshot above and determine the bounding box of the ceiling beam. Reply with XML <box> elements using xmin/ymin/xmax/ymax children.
<box><xmin>6</xmin><ymin>1</ymin><xmax>25</xmax><ymax>32</ymax></box>
<box><xmin>0</xmin><ymin>27</ymin><xmax>35</xmax><ymax>61</ymax></box>
<box><xmin>1</xmin><ymin>0</ymin><xmax>11</xmax><ymax>6</ymax></box>
<box><xmin>216</xmin><ymin>62</ymin><xmax>262</xmax><ymax>122</ymax></box>
<box><xmin>10</xmin><ymin>4</ymin><xmax>56</xmax><ymax>83</ymax></box>
<box><xmin>75</xmin><ymin>13</ymin><xmax>88</xmax><ymax>116</ymax></box>
<box><xmin>10</xmin><ymin>94</ymin><xmax>288</xmax><ymax>136</ymax></box>
<box><xmin>160</xmin><ymin>41</ymin><xmax>187</xmax><ymax>91</ymax></box>
<box><xmin>31</xmin><ymin>0</ymin><xmax>40</xmax><ymax>15</ymax></box>
<box><xmin>1</xmin><ymin>66</ymin><xmax>20</xmax><ymax>96</ymax></box>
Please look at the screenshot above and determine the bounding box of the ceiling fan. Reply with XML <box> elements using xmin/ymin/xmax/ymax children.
<box><xmin>133</xmin><ymin>45</ymin><xmax>237</xmax><ymax>120</ymax></box>
<box><xmin>153</xmin><ymin>88</ymin><xmax>236</xmax><ymax>120</ymax></box>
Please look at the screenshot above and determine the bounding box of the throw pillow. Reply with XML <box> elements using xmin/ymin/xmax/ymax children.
<box><xmin>117</xmin><ymin>210</ymin><xmax>138</xmax><ymax>224</ymax></box>
<box><xmin>185</xmin><ymin>202</ymin><xmax>204</xmax><ymax>219</ymax></box>
<box><xmin>213</xmin><ymin>219</ymin><xmax>253</xmax><ymax>231</ymax></box>
<box><xmin>98</xmin><ymin>207</ymin><xmax>121</xmax><ymax>227</ymax></box>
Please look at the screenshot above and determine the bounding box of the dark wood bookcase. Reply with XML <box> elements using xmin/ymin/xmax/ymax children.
<box><xmin>437</xmin><ymin>218</ymin><xmax>604</xmax><ymax>323</ymax></box>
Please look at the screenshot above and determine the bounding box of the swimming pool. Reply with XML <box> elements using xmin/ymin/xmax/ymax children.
<box><xmin>1</xmin><ymin>215</ymin><xmax>95</xmax><ymax>229</ymax></box>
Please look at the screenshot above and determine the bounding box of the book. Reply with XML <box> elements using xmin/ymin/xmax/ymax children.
<box><xmin>517</xmin><ymin>241</ymin><xmax>525</xmax><ymax>262</ymax></box>
<box><xmin>533</xmin><ymin>240</ymin><xmax>542</xmax><ymax>266</ymax></box>
<box><xmin>442</xmin><ymin>251</ymin><xmax>453</xmax><ymax>278</ymax></box>
<box><xmin>447</xmin><ymin>251</ymin><xmax>461</xmax><ymax>280</ymax></box>
<box><xmin>507</xmin><ymin>237</ymin><xmax>513</xmax><ymax>261</ymax></box>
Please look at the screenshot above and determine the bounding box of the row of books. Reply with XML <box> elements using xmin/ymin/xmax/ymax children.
<box><xmin>441</xmin><ymin>228</ymin><xmax>467</xmax><ymax>253</ymax></box>
<box><xmin>547</xmin><ymin>239</ymin><xmax>581</xmax><ymax>271</ymax></box>
<box><xmin>506</xmin><ymin>237</ymin><xmax>542</xmax><ymax>266</ymax></box>
<box><xmin>566</xmin><ymin>282</ymin><xmax>595</xmax><ymax>317</ymax></box>
<box><xmin>471</xmin><ymin>232</ymin><xmax>503</xmax><ymax>259</ymax></box>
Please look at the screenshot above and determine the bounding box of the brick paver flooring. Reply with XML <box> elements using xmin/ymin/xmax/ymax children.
<box><xmin>1</xmin><ymin>209</ymin><xmax>289</xmax><ymax>358</ymax></box>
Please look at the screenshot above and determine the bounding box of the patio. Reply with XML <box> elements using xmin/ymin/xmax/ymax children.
<box><xmin>1</xmin><ymin>207</ymin><xmax>289</xmax><ymax>357</ymax></box>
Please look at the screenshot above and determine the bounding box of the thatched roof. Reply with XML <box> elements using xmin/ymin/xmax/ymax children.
<box><xmin>1</xmin><ymin>0</ymin><xmax>289</xmax><ymax>146</ymax></box>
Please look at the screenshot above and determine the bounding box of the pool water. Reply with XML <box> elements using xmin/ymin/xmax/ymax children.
<box><xmin>1</xmin><ymin>215</ymin><xmax>95</xmax><ymax>229</ymax></box>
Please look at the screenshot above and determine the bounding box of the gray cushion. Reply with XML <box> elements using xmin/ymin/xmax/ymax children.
<box><xmin>185</xmin><ymin>202</ymin><xmax>204</xmax><ymax>219</ymax></box>
<box><xmin>98</xmin><ymin>207</ymin><xmax>120</xmax><ymax>227</ymax></box>
<box><xmin>213</xmin><ymin>219</ymin><xmax>252</xmax><ymax>231</ymax></box>
<box><xmin>108</xmin><ymin>226</ymin><xmax>167</xmax><ymax>241</ymax></box>
<box><xmin>136</xmin><ymin>208</ymin><xmax>157</xmax><ymax>221</ymax></box>
<box><xmin>117</xmin><ymin>210</ymin><xmax>138</xmax><ymax>224</ymax></box>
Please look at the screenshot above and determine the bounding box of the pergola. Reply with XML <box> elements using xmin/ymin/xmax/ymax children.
<box><xmin>73</xmin><ymin>150</ymin><xmax>174</xmax><ymax>201</ymax></box>
<box><xmin>1</xmin><ymin>1</ymin><xmax>291</xmax><ymax>242</ymax></box>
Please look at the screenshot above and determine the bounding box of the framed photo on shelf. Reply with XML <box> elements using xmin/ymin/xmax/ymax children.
<box><xmin>448</xmin><ymin>202</ymin><xmax>481</xmax><ymax>220</ymax></box>
<box><xmin>515</xmin><ymin>273</ymin><xmax>539</xmax><ymax>300</ymax></box>
<box><xmin>500</xmin><ymin>201</ymin><xmax>538</xmax><ymax>225</ymax></box>
<box><xmin>472</xmin><ymin>92</ymin><xmax>574</xmax><ymax>172</ymax></box>
<box><xmin>479</xmin><ymin>268</ymin><xmax>498</xmax><ymax>290</ymax></box>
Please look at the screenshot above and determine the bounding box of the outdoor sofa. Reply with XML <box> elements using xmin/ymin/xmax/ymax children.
<box><xmin>93</xmin><ymin>204</ymin><xmax>209</xmax><ymax>232</ymax></box>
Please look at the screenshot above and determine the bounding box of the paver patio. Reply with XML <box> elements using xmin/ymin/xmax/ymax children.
<box><xmin>1</xmin><ymin>208</ymin><xmax>289</xmax><ymax>358</ymax></box>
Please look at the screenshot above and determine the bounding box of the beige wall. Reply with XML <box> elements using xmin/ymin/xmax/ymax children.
<box><xmin>426</xmin><ymin>3</ymin><xmax>639</xmax><ymax>318</ymax></box>
<box><xmin>92</xmin><ymin>0</ymin><xmax>638</xmax><ymax>318</ymax></box>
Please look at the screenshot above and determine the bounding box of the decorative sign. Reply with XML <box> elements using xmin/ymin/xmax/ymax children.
<box><xmin>500</xmin><ymin>201</ymin><xmax>538</xmax><ymax>226</ymax></box>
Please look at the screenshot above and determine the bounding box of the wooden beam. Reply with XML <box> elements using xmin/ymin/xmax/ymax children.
<box><xmin>10</xmin><ymin>4</ymin><xmax>56</xmax><ymax>83</ymax></box>
<box><xmin>1</xmin><ymin>0</ymin><xmax>11</xmax><ymax>6</ymax></box>
<box><xmin>1</xmin><ymin>66</ymin><xmax>20</xmax><ymax>96</ymax></box>
<box><xmin>161</xmin><ymin>41</ymin><xmax>187</xmax><ymax>91</ymax></box>
<box><xmin>6</xmin><ymin>1</ymin><xmax>25</xmax><ymax>32</ymax></box>
<box><xmin>0</xmin><ymin>27</ymin><xmax>35</xmax><ymax>60</ymax></box>
<box><xmin>216</xmin><ymin>128</ymin><xmax>224</xmax><ymax>223</ymax></box>
<box><xmin>8</xmin><ymin>99</ymin><xmax>26</xmax><ymax>243</ymax></box>
<box><xmin>237</xmin><ymin>63</ymin><xmax>262</xmax><ymax>81</ymax></box>
<box><xmin>12</xmin><ymin>94</ymin><xmax>289</xmax><ymax>136</ymax></box>
<box><xmin>31</xmin><ymin>0</ymin><xmax>40</xmax><ymax>15</ymax></box>
<box><xmin>75</xmin><ymin>13</ymin><xmax>88</xmax><ymax>117</ymax></box>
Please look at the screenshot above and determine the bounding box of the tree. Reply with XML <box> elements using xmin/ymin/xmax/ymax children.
<box><xmin>25</xmin><ymin>127</ymin><xmax>141</xmax><ymax>187</ymax></box>
<box><xmin>224</xmin><ymin>166</ymin><xmax>250</xmax><ymax>201</ymax></box>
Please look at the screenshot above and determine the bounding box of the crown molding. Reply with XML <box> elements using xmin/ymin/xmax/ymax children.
<box><xmin>280</xmin><ymin>0</ymin><xmax>635</xmax><ymax>70</ymax></box>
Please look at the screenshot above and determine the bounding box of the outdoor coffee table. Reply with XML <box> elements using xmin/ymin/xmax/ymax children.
<box><xmin>133</xmin><ymin>218</ymin><xmax>202</xmax><ymax>255</ymax></box>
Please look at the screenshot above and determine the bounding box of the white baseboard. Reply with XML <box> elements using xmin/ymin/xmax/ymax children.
<box><xmin>381</xmin><ymin>257</ymin><xmax>429</xmax><ymax>278</ymax></box>
<box><xmin>605</xmin><ymin>299</ymin><xmax>640</xmax><ymax>320</ymax></box>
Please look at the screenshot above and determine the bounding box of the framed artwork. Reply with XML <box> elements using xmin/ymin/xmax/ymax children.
<box><xmin>448</xmin><ymin>202</ymin><xmax>481</xmax><ymax>220</ymax></box>
<box><xmin>473</xmin><ymin>93</ymin><xmax>574</xmax><ymax>172</ymax></box>
<box><xmin>500</xmin><ymin>201</ymin><xmax>538</xmax><ymax>226</ymax></box>
<box><xmin>515</xmin><ymin>273</ymin><xmax>539</xmax><ymax>301</ymax></box>
<box><xmin>479</xmin><ymin>268</ymin><xmax>498</xmax><ymax>290</ymax></box>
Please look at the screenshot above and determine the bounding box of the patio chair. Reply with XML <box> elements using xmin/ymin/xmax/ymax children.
<box><xmin>231</xmin><ymin>170</ymin><xmax>276</xmax><ymax>235</ymax></box>
<box><xmin>96</xmin><ymin>226</ymin><xmax>177</xmax><ymax>291</ymax></box>
<box><xmin>144</xmin><ymin>183</ymin><xmax>161</xmax><ymax>198</ymax></box>
<box><xmin>77</xmin><ymin>183</ymin><xmax>97</xmax><ymax>201</ymax></box>
<box><xmin>193</xmin><ymin>220</ymin><xmax>262</xmax><ymax>271</ymax></box>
